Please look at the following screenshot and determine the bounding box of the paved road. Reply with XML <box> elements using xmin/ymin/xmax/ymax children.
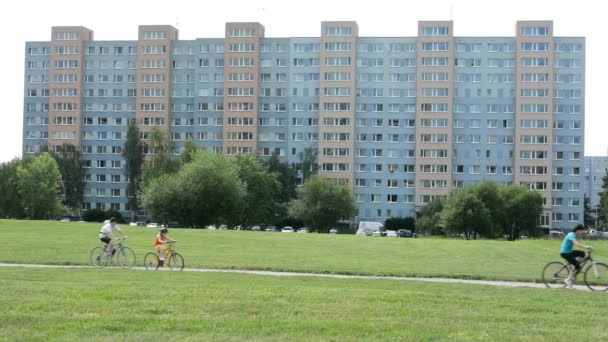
<box><xmin>0</xmin><ymin>262</ymin><xmax>591</xmax><ymax>291</ymax></box>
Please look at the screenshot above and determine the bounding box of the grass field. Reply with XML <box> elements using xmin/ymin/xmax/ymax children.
<box><xmin>2</xmin><ymin>267</ymin><xmax>608</xmax><ymax>341</ymax></box>
<box><xmin>2</xmin><ymin>219</ymin><xmax>607</xmax><ymax>282</ymax></box>
<box><xmin>0</xmin><ymin>220</ymin><xmax>608</xmax><ymax>281</ymax></box>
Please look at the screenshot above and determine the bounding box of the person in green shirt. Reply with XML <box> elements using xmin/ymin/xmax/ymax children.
<box><xmin>560</xmin><ymin>224</ymin><xmax>592</xmax><ymax>288</ymax></box>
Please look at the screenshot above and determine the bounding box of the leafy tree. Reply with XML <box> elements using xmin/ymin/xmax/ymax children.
<box><xmin>141</xmin><ymin>151</ymin><xmax>246</xmax><ymax>228</ymax></box>
<box><xmin>123</xmin><ymin>121</ymin><xmax>145</xmax><ymax>222</ymax></box>
<box><xmin>297</xmin><ymin>146</ymin><xmax>318</xmax><ymax>183</ymax></box>
<box><xmin>441</xmin><ymin>187</ymin><xmax>492</xmax><ymax>240</ymax></box>
<box><xmin>266</xmin><ymin>153</ymin><xmax>297</xmax><ymax>203</ymax></box>
<box><xmin>51</xmin><ymin>144</ymin><xmax>85</xmax><ymax>215</ymax></box>
<box><xmin>233</xmin><ymin>154</ymin><xmax>281</xmax><ymax>227</ymax></box>
<box><xmin>473</xmin><ymin>180</ymin><xmax>503</xmax><ymax>238</ymax></box>
<box><xmin>289</xmin><ymin>176</ymin><xmax>356</xmax><ymax>233</ymax></box>
<box><xmin>584</xmin><ymin>194</ymin><xmax>594</xmax><ymax>228</ymax></box>
<box><xmin>598</xmin><ymin>170</ymin><xmax>608</xmax><ymax>227</ymax></box>
<box><xmin>143</xmin><ymin>128</ymin><xmax>181</xmax><ymax>184</ymax></box>
<box><xmin>16</xmin><ymin>153</ymin><xmax>62</xmax><ymax>219</ymax></box>
<box><xmin>0</xmin><ymin>159</ymin><xmax>26</xmax><ymax>218</ymax></box>
<box><xmin>384</xmin><ymin>217</ymin><xmax>416</xmax><ymax>231</ymax></box>
<box><xmin>416</xmin><ymin>197</ymin><xmax>445</xmax><ymax>235</ymax></box>
<box><xmin>181</xmin><ymin>139</ymin><xmax>199</xmax><ymax>164</ymax></box>
<box><xmin>275</xmin><ymin>217</ymin><xmax>305</xmax><ymax>229</ymax></box>
<box><xmin>82</xmin><ymin>209</ymin><xmax>106</xmax><ymax>222</ymax></box>
<box><xmin>104</xmin><ymin>209</ymin><xmax>125</xmax><ymax>223</ymax></box>
<box><xmin>498</xmin><ymin>185</ymin><xmax>544</xmax><ymax>241</ymax></box>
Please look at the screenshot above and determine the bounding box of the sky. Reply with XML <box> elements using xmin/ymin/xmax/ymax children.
<box><xmin>1</xmin><ymin>0</ymin><xmax>606</xmax><ymax>162</ymax></box>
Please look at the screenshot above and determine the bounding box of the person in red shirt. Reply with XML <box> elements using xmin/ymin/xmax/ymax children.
<box><xmin>153</xmin><ymin>227</ymin><xmax>175</xmax><ymax>267</ymax></box>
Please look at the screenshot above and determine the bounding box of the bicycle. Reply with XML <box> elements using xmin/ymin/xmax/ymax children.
<box><xmin>143</xmin><ymin>241</ymin><xmax>184</xmax><ymax>271</ymax></box>
<box><xmin>542</xmin><ymin>249</ymin><xmax>608</xmax><ymax>291</ymax></box>
<box><xmin>90</xmin><ymin>237</ymin><xmax>136</xmax><ymax>269</ymax></box>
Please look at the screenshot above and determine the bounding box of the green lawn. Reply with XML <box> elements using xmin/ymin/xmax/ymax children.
<box><xmin>2</xmin><ymin>219</ymin><xmax>606</xmax><ymax>282</ymax></box>
<box><xmin>1</xmin><ymin>267</ymin><xmax>607</xmax><ymax>341</ymax></box>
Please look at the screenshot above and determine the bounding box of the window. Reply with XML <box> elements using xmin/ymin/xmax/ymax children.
<box><xmin>422</xmin><ymin>27</ymin><xmax>449</xmax><ymax>36</ymax></box>
<box><xmin>422</xmin><ymin>42</ymin><xmax>449</xmax><ymax>51</ymax></box>
<box><xmin>325</xmin><ymin>27</ymin><xmax>352</xmax><ymax>36</ymax></box>
<box><xmin>521</xmin><ymin>27</ymin><xmax>549</xmax><ymax>36</ymax></box>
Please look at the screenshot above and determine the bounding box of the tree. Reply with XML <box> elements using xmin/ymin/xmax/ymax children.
<box><xmin>233</xmin><ymin>154</ymin><xmax>281</xmax><ymax>228</ymax></box>
<box><xmin>473</xmin><ymin>180</ymin><xmax>503</xmax><ymax>238</ymax></box>
<box><xmin>82</xmin><ymin>209</ymin><xmax>106</xmax><ymax>222</ymax></box>
<box><xmin>16</xmin><ymin>153</ymin><xmax>62</xmax><ymax>219</ymax></box>
<box><xmin>181</xmin><ymin>139</ymin><xmax>199</xmax><ymax>164</ymax></box>
<box><xmin>498</xmin><ymin>185</ymin><xmax>544</xmax><ymax>241</ymax></box>
<box><xmin>143</xmin><ymin>128</ymin><xmax>181</xmax><ymax>184</ymax></box>
<box><xmin>289</xmin><ymin>176</ymin><xmax>356</xmax><ymax>233</ymax></box>
<box><xmin>416</xmin><ymin>197</ymin><xmax>445</xmax><ymax>235</ymax></box>
<box><xmin>141</xmin><ymin>151</ymin><xmax>246</xmax><ymax>228</ymax></box>
<box><xmin>123</xmin><ymin>121</ymin><xmax>145</xmax><ymax>222</ymax></box>
<box><xmin>598</xmin><ymin>170</ymin><xmax>608</xmax><ymax>227</ymax></box>
<box><xmin>0</xmin><ymin>159</ymin><xmax>26</xmax><ymax>218</ymax></box>
<box><xmin>51</xmin><ymin>144</ymin><xmax>85</xmax><ymax>215</ymax></box>
<box><xmin>584</xmin><ymin>194</ymin><xmax>594</xmax><ymax>228</ymax></box>
<box><xmin>266</xmin><ymin>153</ymin><xmax>298</xmax><ymax>204</ymax></box>
<box><xmin>297</xmin><ymin>146</ymin><xmax>318</xmax><ymax>183</ymax></box>
<box><xmin>384</xmin><ymin>217</ymin><xmax>416</xmax><ymax>231</ymax></box>
<box><xmin>441</xmin><ymin>187</ymin><xmax>492</xmax><ymax>240</ymax></box>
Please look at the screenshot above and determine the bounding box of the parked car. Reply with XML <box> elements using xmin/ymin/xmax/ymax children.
<box><xmin>146</xmin><ymin>223</ymin><xmax>159</xmax><ymax>228</ymax></box>
<box><xmin>397</xmin><ymin>229</ymin><xmax>416</xmax><ymax>238</ymax></box>
<box><xmin>252</xmin><ymin>225</ymin><xmax>262</xmax><ymax>231</ymax></box>
<box><xmin>549</xmin><ymin>230</ymin><xmax>565</xmax><ymax>238</ymax></box>
<box><xmin>356</xmin><ymin>221</ymin><xmax>386</xmax><ymax>236</ymax></box>
<box><xmin>329</xmin><ymin>228</ymin><xmax>338</xmax><ymax>235</ymax></box>
<box><xmin>59</xmin><ymin>217</ymin><xmax>71</xmax><ymax>222</ymax></box>
<box><xmin>586</xmin><ymin>230</ymin><xmax>608</xmax><ymax>240</ymax></box>
<box><xmin>129</xmin><ymin>222</ymin><xmax>138</xmax><ymax>226</ymax></box>
<box><xmin>297</xmin><ymin>228</ymin><xmax>309</xmax><ymax>233</ymax></box>
<box><xmin>386</xmin><ymin>230</ymin><xmax>398</xmax><ymax>238</ymax></box>
<box><xmin>372</xmin><ymin>231</ymin><xmax>383</xmax><ymax>237</ymax></box>
<box><xmin>266</xmin><ymin>227</ymin><xmax>277</xmax><ymax>232</ymax></box>
<box><xmin>281</xmin><ymin>226</ymin><xmax>294</xmax><ymax>233</ymax></box>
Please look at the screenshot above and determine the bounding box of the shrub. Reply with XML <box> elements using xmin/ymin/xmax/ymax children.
<box><xmin>82</xmin><ymin>209</ymin><xmax>106</xmax><ymax>222</ymax></box>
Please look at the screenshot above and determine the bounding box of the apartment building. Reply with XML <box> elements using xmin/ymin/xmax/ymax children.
<box><xmin>23</xmin><ymin>20</ymin><xmax>585</xmax><ymax>229</ymax></box>
<box><xmin>585</xmin><ymin>156</ymin><xmax>608</xmax><ymax>209</ymax></box>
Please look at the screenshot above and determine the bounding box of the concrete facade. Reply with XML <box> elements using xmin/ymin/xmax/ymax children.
<box><xmin>23</xmin><ymin>21</ymin><xmax>585</xmax><ymax>229</ymax></box>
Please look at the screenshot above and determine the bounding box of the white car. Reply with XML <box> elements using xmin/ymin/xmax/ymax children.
<box><xmin>129</xmin><ymin>222</ymin><xmax>137</xmax><ymax>226</ymax></box>
<box><xmin>146</xmin><ymin>223</ymin><xmax>159</xmax><ymax>228</ymax></box>
<box><xmin>386</xmin><ymin>230</ymin><xmax>398</xmax><ymax>238</ymax></box>
<box><xmin>297</xmin><ymin>228</ymin><xmax>309</xmax><ymax>233</ymax></box>
<box><xmin>281</xmin><ymin>227</ymin><xmax>294</xmax><ymax>233</ymax></box>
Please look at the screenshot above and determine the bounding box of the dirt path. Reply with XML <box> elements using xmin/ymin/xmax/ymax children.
<box><xmin>0</xmin><ymin>262</ymin><xmax>591</xmax><ymax>291</ymax></box>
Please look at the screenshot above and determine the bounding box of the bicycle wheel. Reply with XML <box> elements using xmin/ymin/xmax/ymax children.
<box><xmin>144</xmin><ymin>252</ymin><xmax>160</xmax><ymax>271</ymax></box>
<box><xmin>584</xmin><ymin>262</ymin><xmax>608</xmax><ymax>292</ymax></box>
<box><xmin>117</xmin><ymin>247</ymin><xmax>136</xmax><ymax>269</ymax></box>
<box><xmin>90</xmin><ymin>247</ymin><xmax>108</xmax><ymax>268</ymax></box>
<box><xmin>542</xmin><ymin>261</ymin><xmax>570</xmax><ymax>288</ymax></box>
<box><xmin>168</xmin><ymin>252</ymin><xmax>184</xmax><ymax>271</ymax></box>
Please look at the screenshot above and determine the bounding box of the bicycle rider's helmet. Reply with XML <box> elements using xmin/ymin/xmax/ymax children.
<box><xmin>160</xmin><ymin>227</ymin><xmax>168</xmax><ymax>234</ymax></box>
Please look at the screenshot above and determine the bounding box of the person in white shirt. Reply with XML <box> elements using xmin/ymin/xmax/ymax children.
<box><xmin>98</xmin><ymin>217</ymin><xmax>126</xmax><ymax>254</ymax></box>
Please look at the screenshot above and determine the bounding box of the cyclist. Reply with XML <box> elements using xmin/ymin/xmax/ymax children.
<box><xmin>99</xmin><ymin>217</ymin><xmax>126</xmax><ymax>255</ymax></box>
<box><xmin>153</xmin><ymin>227</ymin><xmax>175</xmax><ymax>267</ymax></box>
<box><xmin>560</xmin><ymin>224</ymin><xmax>592</xmax><ymax>288</ymax></box>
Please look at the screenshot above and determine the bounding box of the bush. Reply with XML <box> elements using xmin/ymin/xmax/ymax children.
<box><xmin>275</xmin><ymin>217</ymin><xmax>304</xmax><ymax>229</ymax></box>
<box><xmin>82</xmin><ymin>209</ymin><xmax>124</xmax><ymax>223</ymax></box>
<box><xmin>82</xmin><ymin>209</ymin><xmax>106</xmax><ymax>222</ymax></box>
<box><xmin>104</xmin><ymin>210</ymin><xmax>124</xmax><ymax>223</ymax></box>
<box><xmin>384</xmin><ymin>217</ymin><xmax>416</xmax><ymax>231</ymax></box>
